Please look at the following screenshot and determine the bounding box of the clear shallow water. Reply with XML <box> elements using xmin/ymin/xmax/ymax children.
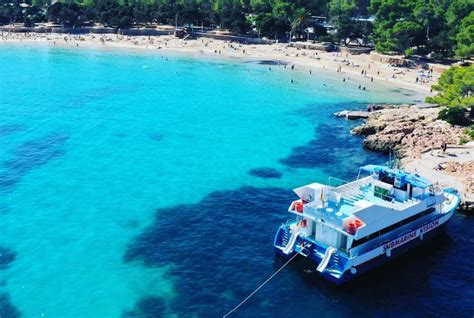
<box><xmin>0</xmin><ymin>44</ymin><xmax>471</xmax><ymax>318</ymax></box>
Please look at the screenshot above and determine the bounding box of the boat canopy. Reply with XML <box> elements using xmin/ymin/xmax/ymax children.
<box><xmin>360</xmin><ymin>165</ymin><xmax>432</xmax><ymax>188</ymax></box>
<box><xmin>293</xmin><ymin>183</ymin><xmax>335</xmax><ymax>202</ymax></box>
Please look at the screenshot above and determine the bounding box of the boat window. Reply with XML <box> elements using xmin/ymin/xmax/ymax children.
<box><xmin>350</xmin><ymin>232</ymin><xmax>377</xmax><ymax>248</ymax></box>
<box><xmin>381</xmin><ymin>175</ymin><xmax>394</xmax><ymax>185</ymax></box>
<box><xmin>350</xmin><ymin>207</ymin><xmax>436</xmax><ymax>249</ymax></box>
<box><xmin>394</xmin><ymin>182</ymin><xmax>408</xmax><ymax>191</ymax></box>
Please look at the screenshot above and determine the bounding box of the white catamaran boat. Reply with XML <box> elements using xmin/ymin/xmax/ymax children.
<box><xmin>273</xmin><ymin>165</ymin><xmax>461</xmax><ymax>284</ymax></box>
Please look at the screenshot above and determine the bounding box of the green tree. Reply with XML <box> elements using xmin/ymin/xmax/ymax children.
<box><xmin>118</xmin><ymin>15</ymin><xmax>133</xmax><ymax>28</ymax></box>
<box><xmin>217</xmin><ymin>1</ymin><xmax>250</xmax><ymax>34</ymax></box>
<box><xmin>392</xmin><ymin>20</ymin><xmax>422</xmax><ymax>56</ymax></box>
<box><xmin>446</xmin><ymin>0</ymin><xmax>474</xmax><ymax>38</ymax></box>
<box><xmin>254</xmin><ymin>0</ymin><xmax>294</xmax><ymax>40</ymax></box>
<box><xmin>426</xmin><ymin>65</ymin><xmax>474</xmax><ymax>125</ymax></box>
<box><xmin>255</xmin><ymin>12</ymin><xmax>289</xmax><ymax>39</ymax></box>
<box><xmin>328</xmin><ymin>0</ymin><xmax>356</xmax><ymax>45</ymax></box>
<box><xmin>412</xmin><ymin>0</ymin><xmax>450</xmax><ymax>57</ymax></box>
<box><xmin>290</xmin><ymin>7</ymin><xmax>310</xmax><ymax>40</ymax></box>
<box><xmin>455</xmin><ymin>12</ymin><xmax>474</xmax><ymax>60</ymax></box>
<box><xmin>370</xmin><ymin>0</ymin><xmax>460</xmax><ymax>58</ymax></box>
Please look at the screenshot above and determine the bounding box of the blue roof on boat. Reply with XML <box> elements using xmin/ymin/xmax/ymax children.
<box><xmin>360</xmin><ymin>165</ymin><xmax>433</xmax><ymax>188</ymax></box>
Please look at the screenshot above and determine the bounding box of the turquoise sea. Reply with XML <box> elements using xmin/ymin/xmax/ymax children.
<box><xmin>0</xmin><ymin>44</ymin><xmax>472</xmax><ymax>318</ymax></box>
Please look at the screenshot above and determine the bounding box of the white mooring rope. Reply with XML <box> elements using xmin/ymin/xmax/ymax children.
<box><xmin>223</xmin><ymin>251</ymin><xmax>300</xmax><ymax>317</ymax></box>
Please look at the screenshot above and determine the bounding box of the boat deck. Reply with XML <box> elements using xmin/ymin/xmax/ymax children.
<box><xmin>298</xmin><ymin>176</ymin><xmax>422</xmax><ymax>222</ymax></box>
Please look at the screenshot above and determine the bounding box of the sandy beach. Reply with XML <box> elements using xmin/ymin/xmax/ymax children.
<box><xmin>1</xmin><ymin>32</ymin><xmax>443</xmax><ymax>98</ymax></box>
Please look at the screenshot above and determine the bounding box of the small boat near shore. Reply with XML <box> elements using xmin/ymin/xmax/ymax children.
<box><xmin>273</xmin><ymin>164</ymin><xmax>461</xmax><ymax>284</ymax></box>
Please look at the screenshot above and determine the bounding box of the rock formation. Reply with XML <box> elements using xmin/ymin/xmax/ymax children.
<box><xmin>351</xmin><ymin>106</ymin><xmax>465</xmax><ymax>158</ymax></box>
<box><xmin>437</xmin><ymin>161</ymin><xmax>474</xmax><ymax>195</ymax></box>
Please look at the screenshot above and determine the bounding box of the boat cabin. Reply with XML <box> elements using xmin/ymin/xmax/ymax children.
<box><xmin>287</xmin><ymin>165</ymin><xmax>446</xmax><ymax>254</ymax></box>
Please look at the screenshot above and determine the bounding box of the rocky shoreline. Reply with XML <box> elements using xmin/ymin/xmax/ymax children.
<box><xmin>350</xmin><ymin>105</ymin><xmax>464</xmax><ymax>159</ymax></box>
<box><xmin>337</xmin><ymin>104</ymin><xmax>473</xmax><ymax>212</ymax></box>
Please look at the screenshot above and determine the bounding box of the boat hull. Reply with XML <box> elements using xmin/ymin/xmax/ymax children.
<box><xmin>274</xmin><ymin>210</ymin><xmax>456</xmax><ymax>285</ymax></box>
<box><xmin>334</xmin><ymin>219</ymin><xmax>451</xmax><ymax>284</ymax></box>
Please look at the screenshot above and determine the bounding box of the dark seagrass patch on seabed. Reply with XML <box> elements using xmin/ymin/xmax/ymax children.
<box><xmin>0</xmin><ymin>203</ymin><xmax>9</xmax><ymax>214</ymax></box>
<box><xmin>123</xmin><ymin>187</ymin><xmax>293</xmax><ymax>317</ymax></box>
<box><xmin>0</xmin><ymin>293</ymin><xmax>20</xmax><ymax>318</ymax></box>
<box><xmin>0</xmin><ymin>124</ymin><xmax>27</xmax><ymax>138</ymax></box>
<box><xmin>279</xmin><ymin>121</ymin><xmax>384</xmax><ymax>181</ymax></box>
<box><xmin>148</xmin><ymin>133</ymin><xmax>165</xmax><ymax>142</ymax></box>
<box><xmin>69</xmin><ymin>84</ymin><xmax>138</xmax><ymax>108</ymax></box>
<box><xmin>248</xmin><ymin>167</ymin><xmax>282</xmax><ymax>179</ymax></box>
<box><xmin>122</xmin><ymin>297</ymin><xmax>166</xmax><ymax>318</ymax></box>
<box><xmin>0</xmin><ymin>133</ymin><xmax>69</xmax><ymax>193</ymax></box>
<box><xmin>114</xmin><ymin>132</ymin><xmax>128</xmax><ymax>138</ymax></box>
<box><xmin>0</xmin><ymin>248</ymin><xmax>20</xmax><ymax>318</ymax></box>
<box><xmin>0</xmin><ymin>246</ymin><xmax>16</xmax><ymax>269</ymax></box>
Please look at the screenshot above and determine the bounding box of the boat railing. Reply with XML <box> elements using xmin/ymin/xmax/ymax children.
<box><xmin>327</xmin><ymin>173</ymin><xmax>372</xmax><ymax>188</ymax></box>
<box><xmin>432</xmin><ymin>184</ymin><xmax>443</xmax><ymax>195</ymax></box>
<box><xmin>411</xmin><ymin>185</ymin><xmax>443</xmax><ymax>201</ymax></box>
<box><xmin>284</xmin><ymin>216</ymin><xmax>302</xmax><ymax>227</ymax></box>
<box><xmin>327</xmin><ymin>177</ymin><xmax>350</xmax><ymax>188</ymax></box>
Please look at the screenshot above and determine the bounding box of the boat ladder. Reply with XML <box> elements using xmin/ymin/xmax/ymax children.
<box><xmin>279</xmin><ymin>231</ymin><xmax>300</xmax><ymax>255</ymax></box>
<box><xmin>332</xmin><ymin>253</ymin><xmax>340</xmax><ymax>267</ymax></box>
<box><xmin>281</xmin><ymin>228</ymin><xmax>290</xmax><ymax>247</ymax></box>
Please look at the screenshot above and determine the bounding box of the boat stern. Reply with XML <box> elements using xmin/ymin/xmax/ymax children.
<box><xmin>273</xmin><ymin>222</ymin><xmax>352</xmax><ymax>283</ymax></box>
